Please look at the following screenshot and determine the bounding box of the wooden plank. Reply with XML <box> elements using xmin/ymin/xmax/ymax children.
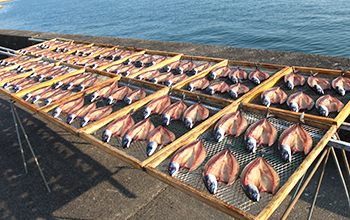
<box><xmin>334</xmin><ymin>100</ymin><xmax>350</xmax><ymax>127</ymax></box>
<box><xmin>257</xmin><ymin>125</ymin><xmax>337</xmax><ymax>219</ymax></box>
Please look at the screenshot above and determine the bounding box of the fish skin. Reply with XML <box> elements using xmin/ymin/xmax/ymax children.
<box><xmin>136</xmin><ymin>69</ymin><xmax>160</xmax><ymax>80</ymax></box>
<box><xmin>187</xmin><ymin>77</ymin><xmax>210</xmax><ymax>92</ymax></box>
<box><xmin>182</xmin><ymin>103</ymin><xmax>209</xmax><ymax>129</ymax></box>
<box><xmin>165</xmin><ymin>74</ymin><xmax>188</xmax><ymax>87</ymax></box>
<box><xmin>190</xmin><ymin>62</ymin><xmax>211</xmax><ymax>75</ymax></box>
<box><xmin>176</xmin><ymin>61</ymin><xmax>196</xmax><ymax>74</ymax></box>
<box><xmin>104</xmin><ymin>63</ymin><xmax>123</xmax><ymax>73</ymax></box>
<box><xmin>284</xmin><ymin>72</ymin><xmax>306</xmax><ymax>89</ymax></box>
<box><xmin>149</xmin><ymin>56</ymin><xmax>167</xmax><ymax>66</ymax></box>
<box><xmin>80</xmin><ymin>105</ymin><xmax>112</xmax><ymax>127</ymax></box>
<box><xmin>5</xmin><ymin>77</ymin><xmax>29</xmax><ymax>89</ymax></box>
<box><xmin>78</xmin><ymin>76</ymin><xmax>99</xmax><ymax>91</ymax></box>
<box><xmin>106</xmin><ymin>85</ymin><xmax>133</xmax><ymax>105</ymax></box>
<box><xmin>146</xmin><ymin>126</ymin><xmax>176</xmax><ymax>156</ymax></box>
<box><xmin>164</xmin><ymin>60</ymin><xmax>182</xmax><ymax>72</ymax></box>
<box><xmin>168</xmin><ymin>139</ymin><xmax>206</xmax><ymax>177</ymax></box>
<box><xmin>244</xmin><ymin>117</ymin><xmax>277</xmax><ymax>153</ymax></box>
<box><xmin>31</xmin><ymin>87</ymin><xmax>62</xmax><ymax>103</ymax></box>
<box><xmin>261</xmin><ymin>87</ymin><xmax>288</xmax><ymax>107</ymax></box>
<box><xmin>54</xmin><ymin>73</ymin><xmax>84</xmax><ymax>89</ymax></box>
<box><xmin>206</xmin><ymin>81</ymin><xmax>229</xmax><ymax>95</ymax></box>
<box><xmin>249</xmin><ymin>69</ymin><xmax>269</xmax><ymax>85</ymax></box>
<box><xmin>45</xmin><ymin>90</ymin><xmax>72</xmax><ymax>105</ymax></box>
<box><xmin>286</xmin><ymin>91</ymin><xmax>314</xmax><ymax>112</ymax></box>
<box><xmin>278</xmin><ymin>120</ymin><xmax>313</xmax><ymax>162</ymax></box>
<box><xmin>122</xmin><ymin>118</ymin><xmax>155</xmax><ymax>148</ymax></box>
<box><xmin>214</xmin><ymin>111</ymin><xmax>248</xmax><ymax>142</ymax></box>
<box><xmin>151</xmin><ymin>72</ymin><xmax>174</xmax><ymax>84</ymax></box>
<box><xmin>228</xmin><ymin>67</ymin><xmax>248</xmax><ymax>83</ymax></box>
<box><xmin>124</xmin><ymin>54</ymin><xmax>145</xmax><ymax>65</ymax></box>
<box><xmin>209</xmin><ymin>66</ymin><xmax>230</xmax><ymax>80</ymax></box>
<box><xmin>332</xmin><ymin>75</ymin><xmax>350</xmax><ymax>96</ymax></box>
<box><xmin>90</xmin><ymin>80</ymin><xmax>119</xmax><ymax>102</ymax></box>
<box><xmin>67</xmin><ymin>102</ymin><xmax>96</xmax><ymax>124</ymax></box>
<box><xmin>227</xmin><ymin>83</ymin><xmax>249</xmax><ymax>98</ymax></box>
<box><xmin>307</xmin><ymin>75</ymin><xmax>330</xmax><ymax>95</ymax></box>
<box><xmin>143</xmin><ymin>94</ymin><xmax>171</xmax><ymax>119</ymax></box>
<box><xmin>135</xmin><ymin>55</ymin><xmax>154</xmax><ymax>67</ymax></box>
<box><xmin>66</xmin><ymin>73</ymin><xmax>93</xmax><ymax>90</ymax></box>
<box><xmin>161</xmin><ymin>100</ymin><xmax>187</xmax><ymax>126</ymax></box>
<box><xmin>23</xmin><ymin>85</ymin><xmax>52</xmax><ymax>101</ymax></box>
<box><xmin>122</xmin><ymin>65</ymin><xmax>145</xmax><ymax>77</ymax></box>
<box><xmin>241</xmin><ymin>157</ymin><xmax>280</xmax><ymax>202</ymax></box>
<box><xmin>53</xmin><ymin>96</ymin><xmax>85</xmax><ymax>118</ymax></box>
<box><xmin>102</xmin><ymin>113</ymin><xmax>135</xmax><ymax>142</ymax></box>
<box><xmin>203</xmin><ymin>149</ymin><xmax>239</xmax><ymax>194</ymax></box>
<box><xmin>124</xmin><ymin>88</ymin><xmax>146</xmax><ymax>105</ymax></box>
<box><xmin>316</xmin><ymin>94</ymin><xmax>344</xmax><ymax>117</ymax></box>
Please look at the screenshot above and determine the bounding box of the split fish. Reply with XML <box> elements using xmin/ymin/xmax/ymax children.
<box><xmin>162</xmin><ymin>99</ymin><xmax>187</xmax><ymax>126</ymax></box>
<box><xmin>249</xmin><ymin>65</ymin><xmax>269</xmax><ymax>85</ymax></box>
<box><xmin>122</xmin><ymin>65</ymin><xmax>144</xmax><ymax>77</ymax></box>
<box><xmin>228</xmin><ymin>67</ymin><xmax>248</xmax><ymax>83</ymax></box>
<box><xmin>168</xmin><ymin>139</ymin><xmax>206</xmax><ymax>177</ymax></box>
<box><xmin>52</xmin><ymin>96</ymin><xmax>85</xmax><ymax>118</ymax></box>
<box><xmin>164</xmin><ymin>60</ymin><xmax>181</xmax><ymax>72</ymax></box>
<box><xmin>80</xmin><ymin>105</ymin><xmax>112</xmax><ymax>127</ymax></box>
<box><xmin>241</xmin><ymin>157</ymin><xmax>280</xmax><ymax>202</ymax></box>
<box><xmin>143</xmin><ymin>94</ymin><xmax>171</xmax><ymax>118</ymax></box>
<box><xmin>3</xmin><ymin>76</ymin><xmax>28</xmax><ymax>89</ymax></box>
<box><xmin>149</xmin><ymin>56</ymin><xmax>167</xmax><ymax>66</ymax></box>
<box><xmin>102</xmin><ymin>113</ymin><xmax>135</xmax><ymax>143</ymax></box>
<box><xmin>31</xmin><ymin>87</ymin><xmax>62</xmax><ymax>104</ymax></box>
<box><xmin>122</xmin><ymin>118</ymin><xmax>155</xmax><ymax>148</ymax></box>
<box><xmin>90</xmin><ymin>80</ymin><xmax>119</xmax><ymax>102</ymax></box>
<box><xmin>136</xmin><ymin>70</ymin><xmax>160</xmax><ymax>81</ymax></box>
<box><xmin>278</xmin><ymin>113</ymin><xmax>313</xmax><ymax>162</ymax></box>
<box><xmin>106</xmin><ymin>85</ymin><xmax>133</xmax><ymax>105</ymax></box>
<box><xmin>209</xmin><ymin>65</ymin><xmax>230</xmax><ymax>80</ymax></box>
<box><xmin>124</xmin><ymin>54</ymin><xmax>145</xmax><ymax>65</ymax></box>
<box><xmin>316</xmin><ymin>94</ymin><xmax>344</xmax><ymax>117</ymax></box>
<box><xmin>182</xmin><ymin>102</ymin><xmax>209</xmax><ymax>129</ymax></box>
<box><xmin>165</xmin><ymin>74</ymin><xmax>188</xmax><ymax>87</ymax></box>
<box><xmin>227</xmin><ymin>83</ymin><xmax>249</xmax><ymax>98</ymax></box>
<box><xmin>203</xmin><ymin>149</ymin><xmax>239</xmax><ymax>194</ymax></box>
<box><xmin>23</xmin><ymin>85</ymin><xmax>52</xmax><ymax>102</ymax></box>
<box><xmin>66</xmin><ymin>73</ymin><xmax>93</xmax><ymax>90</ymax></box>
<box><xmin>261</xmin><ymin>87</ymin><xmax>287</xmax><ymax>107</ymax></box>
<box><xmin>206</xmin><ymin>81</ymin><xmax>229</xmax><ymax>95</ymax></box>
<box><xmin>124</xmin><ymin>88</ymin><xmax>146</xmax><ymax>105</ymax></box>
<box><xmin>67</xmin><ymin>102</ymin><xmax>96</xmax><ymax>124</ymax></box>
<box><xmin>213</xmin><ymin>110</ymin><xmax>248</xmax><ymax>142</ymax></box>
<box><xmin>78</xmin><ymin>76</ymin><xmax>99</xmax><ymax>91</ymax></box>
<box><xmin>307</xmin><ymin>73</ymin><xmax>330</xmax><ymax>95</ymax></box>
<box><xmin>176</xmin><ymin>61</ymin><xmax>196</xmax><ymax>74</ymax></box>
<box><xmin>151</xmin><ymin>72</ymin><xmax>174</xmax><ymax>84</ymax></box>
<box><xmin>104</xmin><ymin>63</ymin><xmax>123</xmax><ymax>73</ymax></box>
<box><xmin>284</xmin><ymin>70</ymin><xmax>305</xmax><ymax>89</ymax></box>
<box><xmin>146</xmin><ymin>126</ymin><xmax>176</xmax><ymax>156</ymax></box>
<box><xmin>187</xmin><ymin>77</ymin><xmax>210</xmax><ymax>92</ymax></box>
<box><xmin>54</xmin><ymin>73</ymin><xmax>84</xmax><ymax>89</ymax></box>
<box><xmin>189</xmin><ymin>62</ymin><xmax>211</xmax><ymax>75</ymax></box>
<box><xmin>286</xmin><ymin>91</ymin><xmax>314</xmax><ymax>112</ymax></box>
<box><xmin>45</xmin><ymin>90</ymin><xmax>72</xmax><ymax>105</ymax></box>
<box><xmin>244</xmin><ymin>110</ymin><xmax>277</xmax><ymax>153</ymax></box>
<box><xmin>332</xmin><ymin>73</ymin><xmax>350</xmax><ymax>96</ymax></box>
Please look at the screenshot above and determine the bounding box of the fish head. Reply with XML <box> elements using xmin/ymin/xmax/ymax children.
<box><xmin>66</xmin><ymin>82</ymin><xmax>74</xmax><ymax>90</ymax></box>
<box><xmin>184</xmin><ymin>117</ymin><xmax>193</xmax><ymax>129</ymax></box>
<box><xmin>44</xmin><ymin>98</ymin><xmax>53</xmax><ymax>106</ymax></box>
<box><xmin>2</xmin><ymin>82</ymin><xmax>10</xmax><ymax>89</ymax></box>
<box><xmin>228</xmin><ymin>89</ymin><xmax>238</xmax><ymax>98</ymax></box>
<box><xmin>122</xmin><ymin>135</ymin><xmax>132</xmax><ymax>148</ymax></box>
<box><xmin>135</xmin><ymin>61</ymin><xmax>143</xmax><ymax>67</ymax></box>
<box><xmin>151</xmin><ymin>78</ymin><xmax>159</xmax><ymax>84</ymax></box>
<box><xmin>279</xmin><ymin>144</ymin><xmax>292</xmax><ymax>163</ymax></box>
<box><xmin>52</xmin><ymin>107</ymin><xmax>62</xmax><ymax>118</ymax></box>
<box><xmin>289</xmin><ymin>102</ymin><xmax>299</xmax><ymax>112</ymax></box>
<box><xmin>251</xmin><ymin>76</ymin><xmax>260</xmax><ymax>85</ymax></box>
<box><xmin>124</xmin><ymin>58</ymin><xmax>132</xmax><ymax>65</ymax></box>
<box><xmin>102</xmin><ymin>129</ymin><xmax>112</xmax><ymax>143</ymax></box>
<box><xmin>124</xmin><ymin>97</ymin><xmax>133</xmax><ymax>105</ymax></box>
<box><xmin>317</xmin><ymin>105</ymin><xmax>329</xmax><ymax>117</ymax></box>
<box><xmin>246</xmin><ymin>137</ymin><xmax>257</xmax><ymax>153</ymax></box>
<box><xmin>14</xmin><ymin>86</ymin><xmax>22</xmax><ymax>93</ymax></box>
<box><xmin>244</xmin><ymin>184</ymin><xmax>260</xmax><ymax>202</ymax></box>
<box><xmin>165</xmin><ymin>80</ymin><xmax>173</xmax><ymax>87</ymax></box>
<box><xmin>31</xmin><ymin>95</ymin><xmax>40</xmax><ymax>104</ymax></box>
<box><xmin>177</xmin><ymin>67</ymin><xmax>184</xmax><ymax>74</ymax></box>
<box><xmin>214</xmin><ymin>127</ymin><xmax>225</xmax><ymax>142</ymax></box>
<box><xmin>162</xmin><ymin>114</ymin><xmax>170</xmax><ymax>126</ymax></box>
<box><xmin>314</xmin><ymin>85</ymin><xmax>324</xmax><ymax>95</ymax></box>
<box><xmin>66</xmin><ymin>113</ymin><xmax>76</xmax><ymax>125</ymax></box>
<box><xmin>187</xmin><ymin>83</ymin><xmax>194</xmax><ymax>92</ymax></box>
<box><xmin>91</xmin><ymin>64</ymin><xmax>98</xmax><ymax>69</ymax></box>
<box><xmin>122</xmin><ymin>71</ymin><xmax>130</xmax><ymax>77</ymax></box>
<box><xmin>80</xmin><ymin>116</ymin><xmax>90</xmax><ymax>127</ymax></box>
<box><xmin>168</xmin><ymin>161</ymin><xmax>180</xmax><ymax>177</ymax></box>
<box><xmin>114</xmin><ymin>69</ymin><xmax>120</xmax><ymax>75</ymax></box>
<box><xmin>146</xmin><ymin>141</ymin><xmax>158</xmax><ymax>156</ymax></box>
<box><xmin>23</xmin><ymin>93</ymin><xmax>32</xmax><ymax>102</ymax></box>
<box><xmin>90</xmin><ymin>92</ymin><xmax>98</xmax><ymax>102</ymax></box>
<box><xmin>164</xmin><ymin>65</ymin><xmax>171</xmax><ymax>72</ymax></box>
<box><xmin>230</xmin><ymin>75</ymin><xmax>238</xmax><ymax>84</ymax></box>
<box><xmin>206</xmin><ymin>87</ymin><xmax>215</xmax><ymax>95</ymax></box>
<box><xmin>209</xmin><ymin>71</ymin><xmax>217</xmax><ymax>80</ymax></box>
<box><xmin>29</xmin><ymin>72</ymin><xmax>37</xmax><ymax>78</ymax></box>
<box><xmin>78</xmin><ymin>84</ymin><xmax>85</xmax><ymax>91</ymax></box>
<box><xmin>54</xmin><ymin>81</ymin><xmax>64</xmax><ymax>89</ymax></box>
<box><xmin>37</xmin><ymin>74</ymin><xmax>45</xmax><ymax>81</ymax></box>
<box><xmin>204</xmin><ymin>174</ymin><xmax>218</xmax><ymax>194</ymax></box>
<box><xmin>335</xmin><ymin>85</ymin><xmax>346</xmax><ymax>96</ymax></box>
<box><xmin>149</xmin><ymin>61</ymin><xmax>156</xmax><ymax>66</ymax></box>
<box><xmin>106</xmin><ymin>96</ymin><xmax>114</xmax><ymax>105</ymax></box>
<box><xmin>261</xmin><ymin>96</ymin><xmax>271</xmax><ymax>107</ymax></box>
<box><xmin>286</xmin><ymin>80</ymin><xmax>294</xmax><ymax>90</ymax></box>
<box><xmin>190</xmin><ymin>68</ymin><xmax>198</xmax><ymax>75</ymax></box>
<box><xmin>136</xmin><ymin>75</ymin><xmax>143</xmax><ymax>80</ymax></box>
<box><xmin>143</xmin><ymin>107</ymin><xmax>151</xmax><ymax>119</ymax></box>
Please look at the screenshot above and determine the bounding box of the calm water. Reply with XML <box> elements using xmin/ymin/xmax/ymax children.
<box><xmin>1</xmin><ymin>0</ymin><xmax>350</xmax><ymax>58</ymax></box>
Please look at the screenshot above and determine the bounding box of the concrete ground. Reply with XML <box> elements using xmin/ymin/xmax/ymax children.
<box><xmin>0</xmin><ymin>29</ymin><xmax>350</xmax><ymax>219</ymax></box>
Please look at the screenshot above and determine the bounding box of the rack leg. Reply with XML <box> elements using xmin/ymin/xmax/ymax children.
<box><xmin>281</xmin><ymin>147</ymin><xmax>330</xmax><ymax>220</ymax></box>
<box><xmin>11</xmin><ymin>101</ymin><xmax>51</xmax><ymax>193</ymax></box>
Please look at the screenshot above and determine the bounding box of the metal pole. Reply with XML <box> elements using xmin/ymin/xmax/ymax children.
<box><xmin>0</xmin><ymin>46</ymin><xmax>17</xmax><ymax>53</ymax></box>
<box><xmin>0</xmin><ymin>50</ymin><xmax>16</xmax><ymax>57</ymax></box>
<box><xmin>10</xmin><ymin>101</ymin><xmax>28</xmax><ymax>174</ymax></box>
<box><xmin>28</xmin><ymin>38</ymin><xmax>46</xmax><ymax>43</ymax></box>
<box><xmin>11</xmin><ymin>102</ymin><xmax>51</xmax><ymax>193</ymax></box>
